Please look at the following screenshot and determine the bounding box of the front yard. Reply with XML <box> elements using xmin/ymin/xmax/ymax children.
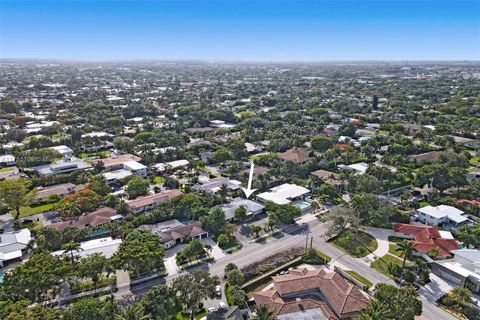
<box><xmin>15</xmin><ymin>202</ymin><xmax>57</xmax><ymax>218</ymax></box>
<box><xmin>331</xmin><ymin>230</ymin><xmax>378</xmax><ymax>258</ymax></box>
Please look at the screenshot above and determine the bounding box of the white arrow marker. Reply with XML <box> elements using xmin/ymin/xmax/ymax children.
<box><xmin>241</xmin><ymin>161</ymin><xmax>257</xmax><ymax>199</ymax></box>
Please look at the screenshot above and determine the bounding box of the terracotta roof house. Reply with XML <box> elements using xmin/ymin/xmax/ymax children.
<box><xmin>126</xmin><ymin>189</ymin><xmax>183</xmax><ymax>214</ymax></box>
<box><xmin>138</xmin><ymin>219</ymin><xmax>208</xmax><ymax>249</ymax></box>
<box><xmin>406</xmin><ymin>151</ymin><xmax>440</xmax><ymax>162</ymax></box>
<box><xmin>95</xmin><ymin>153</ymin><xmax>141</xmax><ymax>171</ymax></box>
<box><xmin>50</xmin><ymin>207</ymin><xmax>122</xmax><ymax>230</ymax></box>
<box><xmin>36</xmin><ymin>183</ymin><xmax>84</xmax><ymax>202</ymax></box>
<box><xmin>393</xmin><ymin>223</ymin><xmax>460</xmax><ymax>257</ymax></box>
<box><xmin>278</xmin><ymin>148</ymin><xmax>310</xmax><ymax>164</ymax></box>
<box><xmin>311</xmin><ymin>169</ymin><xmax>342</xmax><ymax>185</ymax></box>
<box><xmin>253</xmin><ymin>267</ymin><xmax>369</xmax><ymax>320</ymax></box>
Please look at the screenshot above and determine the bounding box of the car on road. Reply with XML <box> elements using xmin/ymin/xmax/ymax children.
<box><xmin>208</xmin><ymin>307</ymin><xmax>217</xmax><ymax>313</ymax></box>
<box><xmin>215</xmin><ymin>285</ymin><xmax>222</xmax><ymax>297</ymax></box>
<box><xmin>219</xmin><ymin>301</ymin><xmax>227</xmax><ymax>309</ymax></box>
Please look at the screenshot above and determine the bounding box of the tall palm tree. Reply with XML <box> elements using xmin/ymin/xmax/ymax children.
<box><xmin>448</xmin><ymin>287</ymin><xmax>472</xmax><ymax>308</ymax></box>
<box><xmin>310</xmin><ymin>200</ymin><xmax>320</xmax><ymax>215</ymax></box>
<box><xmin>456</xmin><ymin>226</ymin><xmax>480</xmax><ymax>249</ymax></box>
<box><xmin>254</xmin><ymin>305</ymin><xmax>276</xmax><ymax>320</ymax></box>
<box><xmin>115</xmin><ymin>303</ymin><xmax>151</xmax><ymax>320</ymax></box>
<box><xmin>395</xmin><ymin>240</ymin><xmax>415</xmax><ymax>268</ymax></box>
<box><xmin>61</xmin><ymin>241</ymin><xmax>83</xmax><ymax>266</ymax></box>
<box><xmin>351</xmin><ymin>194</ymin><xmax>367</xmax><ymax>239</ymax></box>
<box><xmin>356</xmin><ymin>300</ymin><xmax>389</xmax><ymax>320</ymax></box>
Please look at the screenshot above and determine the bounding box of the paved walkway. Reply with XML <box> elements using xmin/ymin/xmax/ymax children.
<box><xmin>115</xmin><ymin>270</ymin><xmax>132</xmax><ymax>301</ymax></box>
<box><xmin>359</xmin><ymin>227</ymin><xmax>394</xmax><ymax>265</ymax></box>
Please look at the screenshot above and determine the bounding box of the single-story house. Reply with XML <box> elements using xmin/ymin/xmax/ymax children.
<box><xmin>53</xmin><ymin>237</ymin><xmax>122</xmax><ymax>259</ymax></box>
<box><xmin>406</xmin><ymin>151</ymin><xmax>440</xmax><ymax>162</ymax></box>
<box><xmin>338</xmin><ymin>162</ymin><xmax>369</xmax><ymax>175</ymax></box>
<box><xmin>0</xmin><ymin>228</ymin><xmax>31</xmax><ymax>267</ymax></box>
<box><xmin>220</xmin><ymin>197</ymin><xmax>265</xmax><ymax>221</ymax></box>
<box><xmin>256</xmin><ymin>183</ymin><xmax>310</xmax><ymax>205</ymax></box>
<box><xmin>278</xmin><ymin>148</ymin><xmax>310</xmax><ymax>164</ymax></box>
<box><xmin>126</xmin><ymin>189</ymin><xmax>183</xmax><ymax>214</ymax></box>
<box><xmin>36</xmin><ymin>182</ymin><xmax>82</xmax><ymax>202</ymax></box>
<box><xmin>311</xmin><ymin>169</ymin><xmax>342</xmax><ymax>185</ymax></box>
<box><xmin>151</xmin><ymin>159</ymin><xmax>189</xmax><ymax>172</ymax></box>
<box><xmin>95</xmin><ymin>154</ymin><xmax>141</xmax><ymax>171</ymax></box>
<box><xmin>138</xmin><ymin>219</ymin><xmax>208</xmax><ymax>249</ymax></box>
<box><xmin>253</xmin><ymin>267</ymin><xmax>369</xmax><ymax>320</ymax></box>
<box><xmin>50</xmin><ymin>145</ymin><xmax>74</xmax><ymax>157</ymax></box>
<box><xmin>393</xmin><ymin>223</ymin><xmax>460</xmax><ymax>257</ymax></box>
<box><xmin>50</xmin><ymin>207</ymin><xmax>122</xmax><ymax>230</ymax></box>
<box><xmin>192</xmin><ymin>177</ymin><xmax>242</xmax><ymax>194</ymax></box>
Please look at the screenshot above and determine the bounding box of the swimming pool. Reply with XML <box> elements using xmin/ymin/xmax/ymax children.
<box><xmin>0</xmin><ymin>272</ymin><xmax>5</xmax><ymax>283</ymax></box>
<box><xmin>294</xmin><ymin>201</ymin><xmax>311</xmax><ymax>211</ymax></box>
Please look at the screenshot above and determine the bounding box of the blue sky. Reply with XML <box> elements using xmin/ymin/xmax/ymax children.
<box><xmin>0</xmin><ymin>1</ymin><xmax>479</xmax><ymax>60</ymax></box>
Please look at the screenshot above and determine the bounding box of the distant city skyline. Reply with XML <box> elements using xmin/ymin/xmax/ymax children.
<box><xmin>1</xmin><ymin>0</ymin><xmax>479</xmax><ymax>61</ymax></box>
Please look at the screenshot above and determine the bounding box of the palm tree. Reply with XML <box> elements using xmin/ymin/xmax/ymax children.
<box><xmin>115</xmin><ymin>303</ymin><xmax>151</xmax><ymax>320</ymax></box>
<box><xmin>395</xmin><ymin>240</ymin><xmax>415</xmax><ymax>268</ymax></box>
<box><xmin>456</xmin><ymin>226</ymin><xmax>480</xmax><ymax>249</ymax></box>
<box><xmin>448</xmin><ymin>287</ymin><xmax>472</xmax><ymax>309</ymax></box>
<box><xmin>351</xmin><ymin>194</ymin><xmax>367</xmax><ymax>239</ymax></box>
<box><xmin>310</xmin><ymin>200</ymin><xmax>320</xmax><ymax>215</ymax></box>
<box><xmin>218</xmin><ymin>184</ymin><xmax>228</xmax><ymax>203</ymax></box>
<box><xmin>356</xmin><ymin>300</ymin><xmax>389</xmax><ymax>320</ymax></box>
<box><xmin>61</xmin><ymin>241</ymin><xmax>83</xmax><ymax>266</ymax></box>
<box><xmin>254</xmin><ymin>304</ymin><xmax>276</xmax><ymax>320</ymax></box>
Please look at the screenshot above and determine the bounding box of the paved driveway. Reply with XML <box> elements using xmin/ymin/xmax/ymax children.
<box><xmin>419</xmin><ymin>273</ymin><xmax>454</xmax><ymax>302</ymax></box>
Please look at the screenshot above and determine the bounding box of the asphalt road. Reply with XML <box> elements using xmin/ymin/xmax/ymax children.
<box><xmin>133</xmin><ymin>215</ymin><xmax>456</xmax><ymax>320</ymax></box>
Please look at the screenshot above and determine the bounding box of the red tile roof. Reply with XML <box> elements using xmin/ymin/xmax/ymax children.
<box><xmin>393</xmin><ymin>223</ymin><xmax>460</xmax><ymax>257</ymax></box>
<box><xmin>50</xmin><ymin>207</ymin><xmax>118</xmax><ymax>230</ymax></box>
<box><xmin>126</xmin><ymin>189</ymin><xmax>182</xmax><ymax>209</ymax></box>
<box><xmin>253</xmin><ymin>268</ymin><xmax>369</xmax><ymax>319</ymax></box>
<box><xmin>278</xmin><ymin>148</ymin><xmax>310</xmax><ymax>164</ymax></box>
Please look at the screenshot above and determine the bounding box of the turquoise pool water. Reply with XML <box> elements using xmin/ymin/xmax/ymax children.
<box><xmin>295</xmin><ymin>201</ymin><xmax>311</xmax><ymax>210</ymax></box>
<box><xmin>0</xmin><ymin>272</ymin><xmax>5</xmax><ymax>283</ymax></box>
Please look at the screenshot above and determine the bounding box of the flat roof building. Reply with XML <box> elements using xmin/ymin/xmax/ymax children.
<box><xmin>256</xmin><ymin>183</ymin><xmax>310</xmax><ymax>205</ymax></box>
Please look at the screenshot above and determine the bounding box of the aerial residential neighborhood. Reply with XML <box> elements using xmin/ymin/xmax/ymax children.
<box><xmin>0</xmin><ymin>1</ymin><xmax>479</xmax><ymax>320</ymax></box>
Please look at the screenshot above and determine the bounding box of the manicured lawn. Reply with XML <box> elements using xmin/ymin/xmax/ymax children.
<box><xmin>176</xmin><ymin>309</ymin><xmax>207</xmax><ymax>320</ymax></box>
<box><xmin>419</xmin><ymin>201</ymin><xmax>429</xmax><ymax>208</ymax></box>
<box><xmin>15</xmin><ymin>202</ymin><xmax>57</xmax><ymax>218</ymax></box>
<box><xmin>78</xmin><ymin>151</ymin><xmax>112</xmax><ymax>159</ymax></box>
<box><xmin>153</xmin><ymin>176</ymin><xmax>165</xmax><ymax>184</ymax></box>
<box><xmin>331</xmin><ymin>230</ymin><xmax>378</xmax><ymax>258</ymax></box>
<box><xmin>0</xmin><ymin>167</ymin><xmax>13</xmax><ymax>173</ymax></box>
<box><xmin>345</xmin><ymin>270</ymin><xmax>373</xmax><ymax>288</ymax></box>
<box><xmin>388</xmin><ymin>243</ymin><xmax>403</xmax><ymax>257</ymax></box>
<box><xmin>370</xmin><ymin>254</ymin><xmax>410</xmax><ymax>278</ymax></box>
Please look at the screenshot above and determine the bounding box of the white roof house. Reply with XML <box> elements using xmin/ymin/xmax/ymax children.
<box><xmin>220</xmin><ymin>197</ymin><xmax>265</xmax><ymax>221</ymax></box>
<box><xmin>151</xmin><ymin>159</ymin><xmax>189</xmax><ymax>172</ymax></box>
<box><xmin>256</xmin><ymin>183</ymin><xmax>310</xmax><ymax>205</ymax></box>
<box><xmin>53</xmin><ymin>237</ymin><xmax>122</xmax><ymax>259</ymax></box>
<box><xmin>103</xmin><ymin>169</ymin><xmax>133</xmax><ymax>184</ymax></box>
<box><xmin>417</xmin><ymin>205</ymin><xmax>471</xmax><ymax>228</ymax></box>
<box><xmin>338</xmin><ymin>162</ymin><xmax>369</xmax><ymax>175</ymax></box>
<box><xmin>123</xmin><ymin>160</ymin><xmax>147</xmax><ymax>171</ymax></box>
<box><xmin>433</xmin><ymin>249</ymin><xmax>480</xmax><ymax>292</ymax></box>
<box><xmin>0</xmin><ymin>229</ymin><xmax>31</xmax><ymax>266</ymax></box>
<box><xmin>50</xmin><ymin>145</ymin><xmax>74</xmax><ymax>157</ymax></box>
